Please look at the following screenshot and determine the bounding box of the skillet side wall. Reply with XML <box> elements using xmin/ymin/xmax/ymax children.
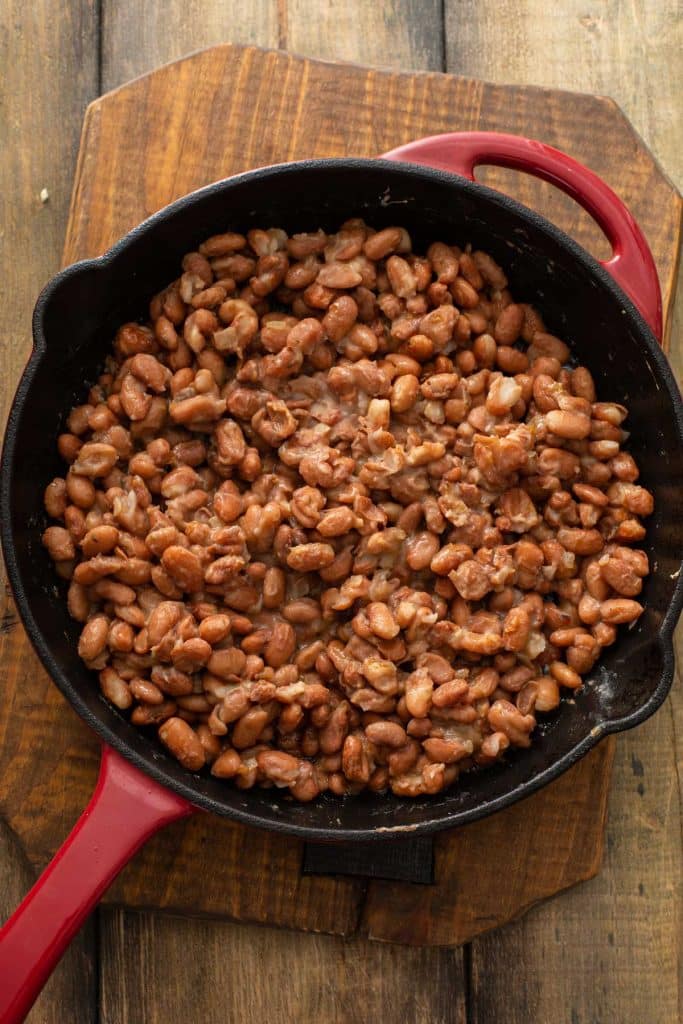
<box><xmin>3</xmin><ymin>160</ymin><xmax>682</xmax><ymax>838</ymax></box>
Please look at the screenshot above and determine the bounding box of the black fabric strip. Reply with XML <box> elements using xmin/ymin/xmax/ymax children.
<box><xmin>302</xmin><ymin>836</ymin><xmax>435</xmax><ymax>884</ymax></box>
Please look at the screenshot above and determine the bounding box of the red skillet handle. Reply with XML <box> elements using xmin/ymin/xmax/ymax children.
<box><xmin>382</xmin><ymin>131</ymin><xmax>662</xmax><ymax>340</ymax></box>
<box><xmin>0</xmin><ymin>746</ymin><xmax>192</xmax><ymax>1024</ymax></box>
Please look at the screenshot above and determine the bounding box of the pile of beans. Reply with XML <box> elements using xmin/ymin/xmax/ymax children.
<box><xmin>42</xmin><ymin>220</ymin><xmax>653</xmax><ymax>800</ymax></box>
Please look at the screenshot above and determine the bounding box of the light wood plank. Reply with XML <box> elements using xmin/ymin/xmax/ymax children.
<box><xmin>446</xmin><ymin>0</ymin><xmax>682</xmax><ymax>188</ymax></box>
<box><xmin>100</xmin><ymin>910</ymin><xmax>465</xmax><ymax>1024</ymax></box>
<box><xmin>0</xmin><ymin>0</ymin><xmax>99</xmax><ymax>1020</ymax></box>
<box><xmin>100</xmin><ymin>0</ymin><xmax>444</xmax><ymax>95</ymax></box>
<box><xmin>0</xmin><ymin>0</ymin><xmax>99</xmax><ymax>429</ymax></box>
<box><xmin>284</xmin><ymin>0</ymin><xmax>443</xmax><ymax>69</ymax></box>
<box><xmin>100</xmin><ymin>1</ymin><xmax>279</xmax><ymax>91</ymax></box>
<box><xmin>445</xmin><ymin>2</ymin><xmax>683</xmax><ymax>1021</ymax></box>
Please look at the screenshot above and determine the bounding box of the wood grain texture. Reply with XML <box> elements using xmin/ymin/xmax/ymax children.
<box><xmin>99</xmin><ymin>910</ymin><xmax>466</xmax><ymax>1024</ymax></box>
<box><xmin>444</xmin><ymin>2</ymin><xmax>683</xmax><ymax>1020</ymax></box>
<box><xmin>107</xmin><ymin>815</ymin><xmax>364</xmax><ymax>934</ymax></box>
<box><xmin>446</xmin><ymin>0</ymin><xmax>683</xmax><ymax>351</ymax></box>
<box><xmin>3</xmin><ymin>40</ymin><xmax>677</xmax><ymax>945</ymax></box>
<box><xmin>362</xmin><ymin>740</ymin><xmax>614</xmax><ymax>946</ymax></box>
<box><xmin>0</xmin><ymin>1</ymin><xmax>99</xmax><ymax>1021</ymax></box>
<box><xmin>445</xmin><ymin>1</ymin><xmax>683</xmax><ymax>188</ymax></box>
<box><xmin>283</xmin><ymin>0</ymin><xmax>443</xmax><ymax>69</ymax></box>
<box><xmin>100</xmin><ymin>1</ymin><xmax>279</xmax><ymax>91</ymax></box>
<box><xmin>0</xmin><ymin>0</ymin><xmax>98</xmax><ymax>427</ymax></box>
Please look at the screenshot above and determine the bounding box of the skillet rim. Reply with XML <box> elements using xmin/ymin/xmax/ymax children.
<box><xmin>2</xmin><ymin>156</ymin><xmax>682</xmax><ymax>840</ymax></box>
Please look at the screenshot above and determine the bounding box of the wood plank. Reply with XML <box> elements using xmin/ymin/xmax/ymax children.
<box><xmin>445</xmin><ymin>0</ymin><xmax>682</xmax><ymax>190</ymax></box>
<box><xmin>0</xmin><ymin>0</ymin><xmax>99</xmax><ymax>427</ymax></box>
<box><xmin>106</xmin><ymin>815</ymin><xmax>364</xmax><ymax>935</ymax></box>
<box><xmin>0</xmin><ymin>0</ymin><xmax>99</xmax><ymax>1020</ymax></box>
<box><xmin>100</xmin><ymin>1</ymin><xmax>279</xmax><ymax>91</ymax></box>
<box><xmin>445</xmin><ymin>2</ymin><xmax>683</xmax><ymax>1020</ymax></box>
<box><xmin>99</xmin><ymin>910</ymin><xmax>465</xmax><ymax>1024</ymax></box>
<box><xmin>283</xmin><ymin>0</ymin><xmax>443</xmax><ymax>69</ymax></box>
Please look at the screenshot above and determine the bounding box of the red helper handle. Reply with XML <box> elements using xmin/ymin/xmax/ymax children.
<box><xmin>0</xmin><ymin>746</ymin><xmax>193</xmax><ymax>1023</ymax></box>
<box><xmin>382</xmin><ymin>131</ymin><xmax>662</xmax><ymax>340</ymax></box>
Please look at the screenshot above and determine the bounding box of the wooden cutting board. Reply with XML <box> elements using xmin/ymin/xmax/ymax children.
<box><xmin>0</xmin><ymin>43</ymin><xmax>679</xmax><ymax>947</ymax></box>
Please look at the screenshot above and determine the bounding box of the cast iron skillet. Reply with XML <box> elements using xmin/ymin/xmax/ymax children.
<box><xmin>1</xmin><ymin>132</ymin><xmax>682</xmax><ymax>1022</ymax></box>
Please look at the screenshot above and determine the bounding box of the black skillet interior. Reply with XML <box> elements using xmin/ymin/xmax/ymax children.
<box><xmin>2</xmin><ymin>159</ymin><xmax>682</xmax><ymax>841</ymax></box>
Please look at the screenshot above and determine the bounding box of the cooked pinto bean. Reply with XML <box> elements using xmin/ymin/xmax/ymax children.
<box><xmin>159</xmin><ymin>717</ymin><xmax>206</xmax><ymax>770</ymax></box>
<box><xmin>44</xmin><ymin>219</ymin><xmax>652</xmax><ymax>800</ymax></box>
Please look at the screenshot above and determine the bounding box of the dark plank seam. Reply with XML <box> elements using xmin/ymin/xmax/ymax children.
<box><xmin>97</xmin><ymin>910</ymin><xmax>104</xmax><ymax>1024</ymax></box>
<box><xmin>463</xmin><ymin>941</ymin><xmax>473</xmax><ymax>1024</ymax></box>
<box><xmin>96</xmin><ymin>0</ymin><xmax>104</xmax><ymax>95</ymax></box>
<box><xmin>277</xmin><ymin>0</ymin><xmax>288</xmax><ymax>50</ymax></box>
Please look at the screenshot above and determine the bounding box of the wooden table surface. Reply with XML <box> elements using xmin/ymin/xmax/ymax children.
<box><xmin>1</xmin><ymin>3</ymin><xmax>681</xmax><ymax>1022</ymax></box>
